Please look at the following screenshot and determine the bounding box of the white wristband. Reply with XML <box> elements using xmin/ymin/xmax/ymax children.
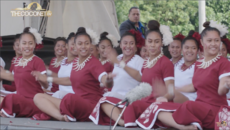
<box><xmin>119</xmin><ymin>61</ymin><xmax>126</xmax><ymax>69</ymax></box>
<box><xmin>47</xmin><ymin>77</ymin><xmax>53</xmax><ymax>83</ymax></box>
<box><xmin>47</xmin><ymin>70</ymin><xmax>52</xmax><ymax>76</ymax></box>
<box><xmin>156</xmin><ymin>96</ymin><xmax>166</xmax><ymax>101</ymax></box>
<box><xmin>6</xmin><ymin>70</ymin><xmax>10</xmax><ymax>73</ymax></box>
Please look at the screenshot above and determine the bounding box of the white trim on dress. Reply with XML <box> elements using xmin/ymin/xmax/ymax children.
<box><xmin>98</xmin><ymin>72</ymin><xmax>107</xmax><ymax>82</ymax></box>
<box><xmin>41</xmin><ymin>70</ymin><xmax>47</xmax><ymax>75</ymax></box>
<box><xmin>164</xmin><ymin>77</ymin><xmax>174</xmax><ymax>81</ymax></box>
<box><xmin>219</xmin><ymin>72</ymin><xmax>230</xmax><ymax>80</ymax></box>
<box><xmin>1</xmin><ymin>108</ymin><xmax>16</xmax><ymax>118</ymax></box>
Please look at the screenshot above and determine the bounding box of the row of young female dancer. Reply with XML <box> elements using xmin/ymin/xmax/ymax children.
<box><xmin>0</xmin><ymin>19</ymin><xmax>230</xmax><ymax>130</ymax></box>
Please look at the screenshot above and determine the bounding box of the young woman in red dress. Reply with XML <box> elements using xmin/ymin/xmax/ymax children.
<box><xmin>118</xmin><ymin>20</ymin><xmax>175</xmax><ymax>127</ymax></box>
<box><xmin>136</xmin><ymin>21</ymin><xmax>230</xmax><ymax>130</ymax></box>
<box><xmin>3</xmin><ymin>34</ymin><xmax>22</xmax><ymax>92</ymax></box>
<box><xmin>0</xmin><ymin>27</ymin><xmax>48</xmax><ymax>118</ymax></box>
<box><xmin>45</xmin><ymin>37</ymin><xmax>67</xmax><ymax>93</ymax></box>
<box><xmin>48</xmin><ymin>33</ymin><xmax>78</xmax><ymax>98</ymax></box>
<box><xmin>97</xmin><ymin>32</ymin><xmax>118</xmax><ymax>93</ymax></box>
<box><xmin>32</xmin><ymin>27</ymin><xmax>113</xmax><ymax>122</ymax></box>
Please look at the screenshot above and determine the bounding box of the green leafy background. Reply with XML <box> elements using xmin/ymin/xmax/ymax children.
<box><xmin>115</xmin><ymin>0</ymin><xmax>230</xmax><ymax>38</ymax></box>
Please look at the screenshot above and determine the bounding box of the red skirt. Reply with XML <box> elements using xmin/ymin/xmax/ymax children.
<box><xmin>0</xmin><ymin>94</ymin><xmax>42</xmax><ymax>117</ymax></box>
<box><xmin>3</xmin><ymin>84</ymin><xmax>16</xmax><ymax>92</ymax></box>
<box><xmin>60</xmin><ymin>93</ymin><xmax>97</xmax><ymax>122</ymax></box>
<box><xmin>89</xmin><ymin>96</ymin><xmax>126</xmax><ymax>125</ymax></box>
<box><xmin>123</xmin><ymin>97</ymin><xmax>156</xmax><ymax>127</ymax></box>
<box><xmin>137</xmin><ymin>101</ymin><xmax>220</xmax><ymax>129</ymax></box>
<box><xmin>136</xmin><ymin>102</ymin><xmax>180</xmax><ymax>129</ymax></box>
<box><xmin>51</xmin><ymin>84</ymin><xmax>59</xmax><ymax>93</ymax></box>
<box><xmin>215</xmin><ymin>105</ymin><xmax>230</xmax><ymax>129</ymax></box>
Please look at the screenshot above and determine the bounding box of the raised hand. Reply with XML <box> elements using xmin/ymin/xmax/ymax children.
<box><xmin>106</xmin><ymin>48</ymin><xmax>119</xmax><ymax>64</ymax></box>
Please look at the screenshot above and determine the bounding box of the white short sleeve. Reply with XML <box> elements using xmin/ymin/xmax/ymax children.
<box><xmin>0</xmin><ymin>57</ymin><xmax>5</xmax><ymax>68</ymax></box>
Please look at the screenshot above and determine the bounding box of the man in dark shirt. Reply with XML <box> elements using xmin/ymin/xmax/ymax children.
<box><xmin>119</xmin><ymin>7</ymin><xmax>146</xmax><ymax>38</ymax></box>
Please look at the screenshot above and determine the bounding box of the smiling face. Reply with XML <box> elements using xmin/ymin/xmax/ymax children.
<box><xmin>67</xmin><ymin>37</ymin><xmax>78</xmax><ymax>56</ymax></box>
<box><xmin>75</xmin><ymin>35</ymin><xmax>91</xmax><ymax>57</ymax></box>
<box><xmin>182</xmin><ymin>39</ymin><xmax>198</xmax><ymax>63</ymax></box>
<box><xmin>140</xmin><ymin>46</ymin><xmax>149</xmax><ymax>59</ymax></box>
<box><xmin>220</xmin><ymin>43</ymin><xmax>227</xmax><ymax>58</ymax></box>
<box><xmin>19</xmin><ymin>34</ymin><xmax>36</xmax><ymax>58</ymax></box>
<box><xmin>201</xmin><ymin>31</ymin><xmax>221</xmax><ymax>57</ymax></box>
<box><xmin>169</xmin><ymin>40</ymin><xmax>182</xmax><ymax>59</ymax></box>
<box><xmin>98</xmin><ymin>39</ymin><xmax>112</xmax><ymax>59</ymax></box>
<box><xmin>145</xmin><ymin>31</ymin><xmax>162</xmax><ymax>57</ymax></box>
<box><xmin>120</xmin><ymin>35</ymin><xmax>136</xmax><ymax>57</ymax></box>
<box><xmin>13</xmin><ymin>38</ymin><xmax>22</xmax><ymax>56</ymax></box>
<box><xmin>54</xmin><ymin>40</ymin><xmax>67</xmax><ymax>57</ymax></box>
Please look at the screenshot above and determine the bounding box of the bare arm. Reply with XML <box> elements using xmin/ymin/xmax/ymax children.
<box><xmin>218</xmin><ymin>76</ymin><xmax>230</xmax><ymax>96</ymax></box>
<box><xmin>0</xmin><ymin>68</ymin><xmax>14</xmax><ymax>81</ymax></box>
<box><xmin>176</xmin><ymin>84</ymin><xmax>196</xmax><ymax>93</ymax></box>
<box><xmin>162</xmin><ymin>80</ymin><xmax>175</xmax><ymax>101</ymax></box>
<box><xmin>32</xmin><ymin>71</ymin><xmax>72</xmax><ymax>86</ymax></box>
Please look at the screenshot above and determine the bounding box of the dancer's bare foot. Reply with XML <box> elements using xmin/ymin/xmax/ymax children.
<box><xmin>63</xmin><ymin>115</ymin><xmax>70</xmax><ymax>122</ymax></box>
<box><xmin>118</xmin><ymin>119</ymin><xmax>124</xmax><ymax>127</ymax></box>
<box><xmin>0</xmin><ymin>111</ymin><xmax>7</xmax><ymax>118</ymax></box>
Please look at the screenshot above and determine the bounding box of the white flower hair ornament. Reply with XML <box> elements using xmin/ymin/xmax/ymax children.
<box><xmin>210</xmin><ymin>20</ymin><xmax>228</xmax><ymax>37</ymax></box>
<box><xmin>86</xmin><ymin>28</ymin><xmax>99</xmax><ymax>45</ymax></box>
<box><xmin>29</xmin><ymin>27</ymin><xmax>43</xmax><ymax>49</ymax></box>
<box><xmin>106</xmin><ymin>34</ymin><xmax>119</xmax><ymax>48</ymax></box>
<box><xmin>159</xmin><ymin>25</ymin><xmax>173</xmax><ymax>46</ymax></box>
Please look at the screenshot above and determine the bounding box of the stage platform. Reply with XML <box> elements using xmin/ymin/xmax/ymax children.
<box><xmin>0</xmin><ymin>117</ymin><xmax>155</xmax><ymax>130</ymax></box>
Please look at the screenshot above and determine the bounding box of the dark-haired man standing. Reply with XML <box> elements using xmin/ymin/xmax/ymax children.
<box><xmin>119</xmin><ymin>7</ymin><xmax>146</xmax><ymax>38</ymax></box>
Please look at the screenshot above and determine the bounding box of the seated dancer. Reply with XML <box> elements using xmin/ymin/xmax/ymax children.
<box><xmin>173</xmin><ymin>31</ymin><xmax>200</xmax><ymax>103</ymax></box>
<box><xmin>136</xmin><ymin>21</ymin><xmax>230</xmax><ymax>130</ymax></box>
<box><xmin>140</xmin><ymin>46</ymin><xmax>149</xmax><ymax>59</ymax></box>
<box><xmin>46</xmin><ymin>37</ymin><xmax>67</xmax><ymax>93</ymax></box>
<box><xmin>50</xmin><ymin>33</ymin><xmax>78</xmax><ymax>99</ymax></box>
<box><xmin>97</xmin><ymin>32</ymin><xmax>118</xmax><ymax>93</ymax></box>
<box><xmin>117</xmin><ymin>20</ymin><xmax>175</xmax><ymax>127</ymax></box>
<box><xmin>32</xmin><ymin>27</ymin><xmax>113</xmax><ymax>122</ymax></box>
<box><xmin>169</xmin><ymin>33</ymin><xmax>185</xmax><ymax>65</ymax></box>
<box><xmin>0</xmin><ymin>27</ymin><xmax>48</xmax><ymax>118</ymax></box>
<box><xmin>3</xmin><ymin>34</ymin><xmax>22</xmax><ymax>92</ymax></box>
<box><xmin>89</xmin><ymin>29</ymin><xmax>144</xmax><ymax>126</ymax></box>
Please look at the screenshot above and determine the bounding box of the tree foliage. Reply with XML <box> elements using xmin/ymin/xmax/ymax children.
<box><xmin>115</xmin><ymin>0</ymin><xmax>230</xmax><ymax>38</ymax></box>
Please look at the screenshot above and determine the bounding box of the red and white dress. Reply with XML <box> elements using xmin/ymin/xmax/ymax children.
<box><xmin>100</xmin><ymin>60</ymin><xmax>114</xmax><ymax>93</ymax></box>
<box><xmin>0</xmin><ymin>55</ymin><xmax>46</xmax><ymax>117</ymax></box>
<box><xmin>52</xmin><ymin>57</ymin><xmax>74</xmax><ymax>99</ymax></box>
<box><xmin>175</xmin><ymin>60</ymin><xmax>197</xmax><ymax>101</ymax></box>
<box><xmin>48</xmin><ymin>57</ymin><xmax>63</xmax><ymax>92</ymax></box>
<box><xmin>59</xmin><ymin>55</ymin><xmax>107</xmax><ymax>121</ymax></box>
<box><xmin>170</xmin><ymin>57</ymin><xmax>184</xmax><ymax>66</ymax></box>
<box><xmin>123</xmin><ymin>55</ymin><xmax>174</xmax><ymax>127</ymax></box>
<box><xmin>136</xmin><ymin>56</ymin><xmax>230</xmax><ymax>129</ymax></box>
<box><xmin>89</xmin><ymin>54</ymin><xmax>144</xmax><ymax>125</ymax></box>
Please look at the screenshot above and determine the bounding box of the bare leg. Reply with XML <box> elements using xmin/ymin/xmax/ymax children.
<box><xmin>33</xmin><ymin>93</ymin><xmax>64</xmax><ymax>121</ymax></box>
<box><xmin>173</xmin><ymin>91</ymin><xmax>189</xmax><ymax>103</ymax></box>
<box><xmin>101</xmin><ymin>103</ymin><xmax>124</xmax><ymax>126</ymax></box>
<box><xmin>157</xmin><ymin>112</ymin><xmax>197</xmax><ymax>130</ymax></box>
<box><xmin>0</xmin><ymin>97</ymin><xmax>4</xmax><ymax>105</ymax></box>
